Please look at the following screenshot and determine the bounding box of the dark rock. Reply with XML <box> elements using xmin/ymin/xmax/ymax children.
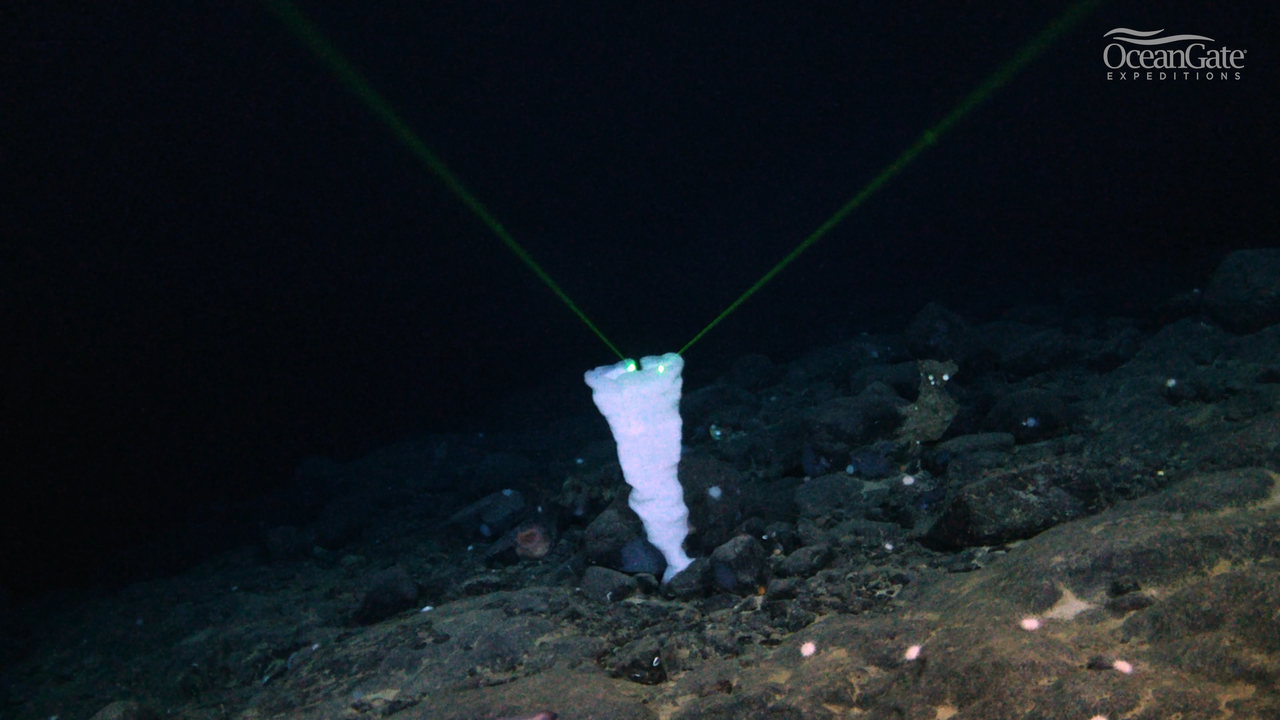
<box><xmin>999</xmin><ymin>328</ymin><xmax>1078</xmax><ymax>376</ymax></box>
<box><xmin>583</xmin><ymin>502</ymin><xmax>649</xmax><ymax>572</ymax></box>
<box><xmin>767</xmin><ymin>602</ymin><xmax>817</xmax><ymax>633</ymax></box>
<box><xmin>931</xmin><ymin>430</ymin><xmax>1018</xmax><ymax>476</ymax></box>
<box><xmin>924</xmin><ymin>465</ymin><xmax>1087</xmax><ymax>547</ymax></box>
<box><xmin>681</xmin><ymin>383</ymin><xmax>758</xmax><ymax>436</ymax></box>
<box><xmin>350</xmin><ymin>565</ymin><xmax>419</xmax><ymax>625</ymax></box>
<box><xmin>89</xmin><ymin>701</ymin><xmax>161</xmax><ymax>720</ymax></box>
<box><xmin>468</xmin><ymin>451</ymin><xmax>540</xmax><ymax>498</ymax></box>
<box><xmin>634</xmin><ymin>573</ymin><xmax>661</xmax><ymax>595</ymax></box>
<box><xmin>794</xmin><ymin>473</ymin><xmax>864</xmax><ymax>519</ymax></box>
<box><xmin>783</xmin><ymin>344</ymin><xmax>862</xmax><ymax>388</ymax></box>
<box><xmin>848</xmin><ymin>443</ymin><xmax>897</xmax><ymax>478</ymax></box>
<box><xmin>1206</xmin><ymin>248</ymin><xmax>1280</xmax><ymax>333</ymax></box>
<box><xmin>1082</xmin><ymin>319</ymin><xmax>1144</xmax><ymax>373</ymax></box>
<box><xmin>663</xmin><ymin>557</ymin><xmax>711</xmax><ymax>599</ymax></box>
<box><xmin>724</xmin><ymin>353</ymin><xmax>779</xmax><ymax>390</ymax></box>
<box><xmin>765</xmin><ymin>577</ymin><xmax>800</xmax><ymax>600</ymax></box>
<box><xmin>762</xmin><ymin>521</ymin><xmax>801</xmax><ymax>554</ymax></box>
<box><xmin>803</xmin><ymin>393</ymin><xmax>904</xmax><ymax>447</ymax></box>
<box><xmin>681</xmin><ymin>454</ymin><xmax>746</xmax><ymax>555</ymax></box>
<box><xmin>446</xmin><ymin>489</ymin><xmax>527</xmax><ymax>540</ymax></box>
<box><xmin>1164</xmin><ymin>376</ymin><xmax>1206</xmax><ymax>404</ymax></box>
<box><xmin>777</xmin><ymin>544</ymin><xmax>832</xmax><ymax>578</ymax></box>
<box><xmin>328</xmin><ymin>440</ymin><xmax>449</xmax><ymax>492</ymax></box>
<box><xmin>484</xmin><ymin>530</ymin><xmax>522</xmax><ymax>567</ymax></box>
<box><xmin>1154</xmin><ymin>287</ymin><xmax>1206</xmax><ymax>326</ymax></box>
<box><xmin>314</xmin><ymin>491</ymin><xmax>376</xmax><ymax>549</ymax></box>
<box><xmin>611</xmin><ymin>636</ymin><xmax>668</xmax><ymax>685</ymax></box>
<box><xmin>617</xmin><ymin>537</ymin><xmax>666</xmax><ymax>576</ymax></box>
<box><xmin>941</xmin><ymin>449</ymin><xmax>1012</xmax><ymax>481</ymax></box>
<box><xmin>459</xmin><ymin>574</ymin><xmax>508</xmax><ymax>596</ymax></box>
<box><xmin>906</xmin><ymin>302</ymin><xmax>983</xmax><ymax>364</ymax></box>
<box><xmin>709</xmin><ymin>535</ymin><xmax>770</xmax><ymax>593</ymax></box>
<box><xmin>1122</xmin><ymin>570</ymin><xmax>1280</xmax><ymax>664</ymax></box>
<box><xmin>1108</xmin><ymin>578</ymin><xmax>1142</xmax><ymax>597</ymax></box>
<box><xmin>1132</xmin><ymin>467</ymin><xmax>1274</xmax><ymax>515</ymax></box>
<box><xmin>263</xmin><ymin>525</ymin><xmax>310</xmax><ymax>563</ymax></box>
<box><xmin>985</xmin><ymin>389</ymin><xmax>1070</xmax><ymax>442</ymax></box>
<box><xmin>1107</xmin><ymin>593</ymin><xmax>1154</xmax><ymax>615</ymax></box>
<box><xmin>801</xmin><ymin>443</ymin><xmax>833</xmax><ymax>477</ymax></box>
<box><xmin>581</xmin><ymin>566</ymin><xmax>638</xmax><ymax>604</ymax></box>
<box><xmin>937</xmin><ymin>432</ymin><xmax>1016</xmax><ymax>455</ymax></box>
<box><xmin>850</xmin><ymin>361</ymin><xmax>920</xmax><ymax>400</ymax></box>
<box><xmin>1255</xmin><ymin>364</ymin><xmax>1280</xmax><ymax>384</ymax></box>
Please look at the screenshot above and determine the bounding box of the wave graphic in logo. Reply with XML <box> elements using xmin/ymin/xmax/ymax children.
<box><xmin>1104</xmin><ymin>28</ymin><xmax>1214</xmax><ymax>45</ymax></box>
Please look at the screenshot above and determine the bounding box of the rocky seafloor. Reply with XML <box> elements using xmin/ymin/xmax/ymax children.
<box><xmin>4</xmin><ymin>250</ymin><xmax>1280</xmax><ymax>720</ymax></box>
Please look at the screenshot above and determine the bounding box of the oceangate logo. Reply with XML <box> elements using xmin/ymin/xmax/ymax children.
<box><xmin>1103</xmin><ymin>28</ymin><xmax>1245</xmax><ymax>81</ymax></box>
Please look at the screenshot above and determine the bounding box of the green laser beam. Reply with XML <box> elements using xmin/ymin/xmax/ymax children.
<box><xmin>263</xmin><ymin>0</ymin><xmax>625</xmax><ymax>361</ymax></box>
<box><xmin>267</xmin><ymin>0</ymin><xmax>1099</xmax><ymax>361</ymax></box>
<box><xmin>678</xmin><ymin>0</ymin><xmax>1103</xmax><ymax>356</ymax></box>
